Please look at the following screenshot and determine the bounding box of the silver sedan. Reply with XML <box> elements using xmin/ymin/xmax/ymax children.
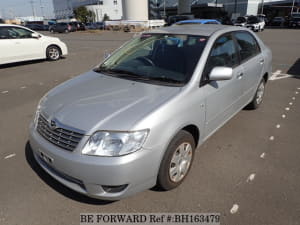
<box><xmin>29</xmin><ymin>24</ymin><xmax>272</xmax><ymax>200</ymax></box>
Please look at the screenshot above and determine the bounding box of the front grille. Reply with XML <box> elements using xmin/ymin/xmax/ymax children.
<box><xmin>37</xmin><ymin>115</ymin><xmax>84</xmax><ymax>151</ymax></box>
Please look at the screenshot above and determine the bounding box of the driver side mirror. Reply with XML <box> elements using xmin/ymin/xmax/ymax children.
<box><xmin>209</xmin><ymin>67</ymin><xmax>233</xmax><ymax>81</ymax></box>
<box><xmin>31</xmin><ymin>33</ymin><xmax>41</xmax><ymax>39</ymax></box>
<box><xmin>103</xmin><ymin>50</ymin><xmax>111</xmax><ymax>60</ymax></box>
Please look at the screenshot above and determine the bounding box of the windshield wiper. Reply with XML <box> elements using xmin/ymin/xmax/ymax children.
<box><xmin>94</xmin><ymin>67</ymin><xmax>150</xmax><ymax>80</ymax></box>
<box><xmin>149</xmin><ymin>76</ymin><xmax>184</xmax><ymax>84</ymax></box>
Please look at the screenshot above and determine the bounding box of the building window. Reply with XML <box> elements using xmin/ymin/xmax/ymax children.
<box><xmin>114</xmin><ymin>0</ymin><xmax>117</xmax><ymax>5</ymax></box>
<box><xmin>99</xmin><ymin>0</ymin><xmax>103</xmax><ymax>5</ymax></box>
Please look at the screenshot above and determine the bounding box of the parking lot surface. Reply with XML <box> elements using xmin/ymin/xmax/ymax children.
<box><xmin>0</xmin><ymin>29</ymin><xmax>300</xmax><ymax>225</ymax></box>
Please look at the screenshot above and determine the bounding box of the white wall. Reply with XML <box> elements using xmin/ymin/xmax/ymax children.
<box><xmin>87</xmin><ymin>0</ymin><xmax>122</xmax><ymax>21</ymax></box>
<box><xmin>53</xmin><ymin>0</ymin><xmax>122</xmax><ymax>20</ymax></box>
<box><xmin>247</xmin><ymin>0</ymin><xmax>260</xmax><ymax>15</ymax></box>
<box><xmin>122</xmin><ymin>0</ymin><xmax>148</xmax><ymax>20</ymax></box>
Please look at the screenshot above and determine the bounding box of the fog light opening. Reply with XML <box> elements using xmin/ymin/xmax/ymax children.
<box><xmin>102</xmin><ymin>184</ymin><xmax>128</xmax><ymax>193</ymax></box>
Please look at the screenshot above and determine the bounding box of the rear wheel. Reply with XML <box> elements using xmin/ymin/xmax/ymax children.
<box><xmin>246</xmin><ymin>79</ymin><xmax>265</xmax><ymax>109</ymax></box>
<box><xmin>157</xmin><ymin>130</ymin><xmax>195</xmax><ymax>190</ymax></box>
<box><xmin>46</xmin><ymin>46</ymin><xmax>61</xmax><ymax>61</ymax></box>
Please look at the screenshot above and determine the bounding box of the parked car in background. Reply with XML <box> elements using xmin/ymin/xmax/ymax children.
<box><xmin>68</xmin><ymin>22</ymin><xmax>86</xmax><ymax>31</ymax></box>
<box><xmin>29</xmin><ymin>24</ymin><xmax>272</xmax><ymax>200</ymax></box>
<box><xmin>78</xmin><ymin>22</ymin><xmax>86</xmax><ymax>31</ymax></box>
<box><xmin>85</xmin><ymin>22</ymin><xmax>97</xmax><ymax>30</ymax></box>
<box><xmin>0</xmin><ymin>24</ymin><xmax>67</xmax><ymax>65</ymax></box>
<box><xmin>95</xmin><ymin>22</ymin><xmax>104</xmax><ymax>29</ymax></box>
<box><xmin>246</xmin><ymin>15</ymin><xmax>265</xmax><ymax>32</ymax></box>
<box><xmin>166</xmin><ymin>14</ymin><xmax>194</xmax><ymax>26</ymax></box>
<box><xmin>234</xmin><ymin>16</ymin><xmax>248</xmax><ymax>27</ymax></box>
<box><xmin>85</xmin><ymin>22</ymin><xmax>104</xmax><ymax>30</ymax></box>
<box><xmin>288</xmin><ymin>13</ymin><xmax>300</xmax><ymax>28</ymax></box>
<box><xmin>269</xmin><ymin>17</ymin><xmax>285</xmax><ymax>26</ymax></box>
<box><xmin>49</xmin><ymin>23</ymin><xmax>76</xmax><ymax>33</ymax></box>
<box><xmin>174</xmin><ymin>19</ymin><xmax>221</xmax><ymax>25</ymax></box>
<box><xmin>25</xmin><ymin>24</ymin><xmax>47</xmax><ymax>31</ymax></box>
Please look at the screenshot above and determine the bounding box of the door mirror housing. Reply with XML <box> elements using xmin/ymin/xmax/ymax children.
<box><xmin>103</xmin><ymin>50</ymin><xmax>111</xmax><ymax>60</ymax></box>
<box><xmin>209</xmin><ymin>67</ymin><xmax>233</xmax><ymax>81</ymax></box>
<box><xmin>31</xmin><ymin>33</ymin><xmax>41</xmax><ymax>39</ymax></box>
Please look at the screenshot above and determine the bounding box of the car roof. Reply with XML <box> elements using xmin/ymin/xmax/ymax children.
<box><xmin>175</xmin><ymin>19</ymin><xmax>220</xmax><ymax>24</ymax></box>
<box><xmin>0</xmin><ymin>24</ymin><xmax>23</xmax><ymax>27</ymax></box>
<box><xmin>147</xmin><ymin>24</ymin><xmax>247</xmax><ymax>37</ymax></box>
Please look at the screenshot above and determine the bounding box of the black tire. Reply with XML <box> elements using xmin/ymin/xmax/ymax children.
<box><xmin>46</xmin><ymin>46</ymin><xmax>61</xmax><ymax>61</ymax></box>
<box><xmin>246</xmin><ymin>79</ymin><xmax>266</xmax><ymax>110</ymax></box>
<box><xmin>157</xmin><ymin>130</ymin><xmax>195</xmax><ymax>191</ymax></box>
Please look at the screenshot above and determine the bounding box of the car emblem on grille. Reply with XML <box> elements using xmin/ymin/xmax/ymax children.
<box><xmin>49</xmin><ymin>120</ymin><xmax>57</xmax><ymax>130</ymax></box>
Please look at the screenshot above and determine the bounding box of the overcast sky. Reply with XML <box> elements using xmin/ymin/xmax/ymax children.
<box><xmin>0</xmin><ymin>0</ymin><xmax>54</xmax><ymax>19</ymax></box>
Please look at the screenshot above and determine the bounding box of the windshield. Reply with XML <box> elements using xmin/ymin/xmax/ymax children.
<box><xmin>248</xmin><ymin>16</ymin><xmax>259</xmax><ymax>24</ymax></box>
<box><xmin>236</xmin><ymin>17</ymin><xmax>246</xmax><ymax>23</ymax></box>
<box><xmin>95</xmin><ymin>33</ymin><xmax>208</xmax><ymax>86</ymax></box>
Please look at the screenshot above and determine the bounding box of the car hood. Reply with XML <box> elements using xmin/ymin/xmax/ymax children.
<box><xmin>41</xmin><ymin>35</ymin><xmax>61</xmax><ymax>42</ymax></box>
<box><xmin>40</xmin><ymin>70</ymin><xmax>182</xmax><ymax>134</ymax></box>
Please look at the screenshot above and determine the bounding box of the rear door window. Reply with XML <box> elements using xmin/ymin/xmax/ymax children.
<box><xmin>205</xmin><ymin>34</ymin><xmax>239</xmax><ymax>71</ymax></box>
<box><xmin>7</xmin><ymin>27</ymin><xmax>33</xmax><ymax>39</ymax></box>
<box><xmin>233</xmin><ymin>31</ymin><xmax>261</xmax><ymax>62</ymax></box>
<box><xmin>0</xmin><ymin>27</ymin><xmax>10</xmax><ymax>39</ymax></box>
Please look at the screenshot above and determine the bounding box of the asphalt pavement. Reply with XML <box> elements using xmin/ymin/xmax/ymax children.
<box><xmin>0</xmin><ymin>29</ymin><xmax>299</xmax><ymax>225</ymax></box>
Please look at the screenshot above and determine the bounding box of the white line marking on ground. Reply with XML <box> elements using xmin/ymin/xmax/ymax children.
<box><xmin>292</xmin><ymin>97</ymin><xmax>296</xmax><ymax>100</ymax></box>
<box><xmin>276</xmin><ymin>124</ymin><xmax>281</xmax><ymax>128</ymax></box>
<box><xmin>297</xmin><ymin>88</ymin><xmax>300</xmax><ymax>90</ymax></box>
<box><xmin>20</xmin><ymin>86</ymin><xmax>26</xmax><ymax>89</ymax></box>
<box><xmin>230</xmin><ymin>204</ymin><xmax>239</xmax><ymax>214</ymax></box>
<box><xmin>282</xmin><ymin>114</ymin><xmax>286</xmax><ymax>118</ymax></box>
<box><xmin>54</xmin><ymin>80</ymin><xmax>58</xmax><ymax>82</ymax></box>
<box><xmin>39</xmin><ymin>82</ymin><xmax>44</xmax><ymax>85</ymax></box>
<box><xmin>285</xmin><ymin>107</ymin><xmax>290</xmax><ymax>111</ymax></box>
<box><xmin>269</xmin><ymin>70</ymin><xmax>293</xmax><ymax>81</ymax></box>
<box><xmin>1</xmin><ymin>91</ymin><xmax>8</xmax><ymax>94</ymax></box>
<box><xmin>289</xmin><ymin>102</ymin><xmax>293</xmax><ymax>105</ymax></box>
<box><xmin>4</xmin><ymin>153</ymin><xmax>16</xmax><ymax>159</ymax></box>
<box><xmin>269</xmin><ymin>136</ymin><xmax>275</xmax><ymax>141</ymax></box>
<box><xmin>260</xmin><ymin>152</ymin><xmax>266</xmax><ymax>159</ymax></box>
<box><xmin>246</xmin><ymin>173</ymin><xmax>256</xmax><ymax>183</ymax></box>
<box><xmin>296</xmin><ymin>92</ymin><xmax>299</xmax><ymax>95</ymax></box>
<box><xmin>269</xmin><ymin>70</ymin><xmax>281</xmax><ymax>80</ymax></box>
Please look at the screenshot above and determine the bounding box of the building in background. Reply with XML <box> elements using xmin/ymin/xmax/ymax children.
<box><xmin>52</xmin><ymin>0</ymin><xmax>122</xmax><ymax>21</ymax></box>
<box><xmin>159</xmin><ymin>0</ymin><xmax>299</xmax><ymax>18</ymax></box>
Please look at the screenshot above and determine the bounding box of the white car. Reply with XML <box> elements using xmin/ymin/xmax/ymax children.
<box><xmin>0</xmin><ymin>24</ymin><xmax>68</xmax><ymax>65</ymax></box>
<box><xmin>246</xmin><ymin>16</ymin><xmax>265</xmax><ymax>32</ymax></box>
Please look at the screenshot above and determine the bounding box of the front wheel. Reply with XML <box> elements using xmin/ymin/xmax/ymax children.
<box><xmin>46</xmin><ymin>46</ymin><xmax>61</xmax><ymax>61</ymax></box>
<box><xmin>157</xmin><ymin>130</ymin><xmax>195</xmax><ymax>190</ymax></box>
<box><xmin>246</xmin><ymin>79</ymin><xmax>265</xmax><ymax>109</ymax></box>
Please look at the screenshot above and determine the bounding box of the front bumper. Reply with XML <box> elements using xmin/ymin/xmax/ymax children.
<box><xmin>29</xmin><ymin>123</ymin><xmax>160</xmax><ymax>200</ymax></box>
<box><xmin>60</xmin><ymin>42</ymin><xmax>68</xmax><ymax>56</ymax></box>
<box><xmin>246</xmin><ymin>25</ymin><xmax>259</xmax><ymax>31</ymax></box>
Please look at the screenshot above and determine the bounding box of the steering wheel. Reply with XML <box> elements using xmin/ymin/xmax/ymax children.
<box><xmin>135</xmin><ymin>56</ymin><xmax>155</xmax><ymax>66</ymax></box>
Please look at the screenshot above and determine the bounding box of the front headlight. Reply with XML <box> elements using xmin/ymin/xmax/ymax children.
<box><xmin>82</xmin><ymin>130</ymin><xmax>149</xmax><ymax>156</ymax></box>
<box><xmin>33</xmin><ymin>95</ymin><xmax>48</xmax><ymax>127</ymax></box>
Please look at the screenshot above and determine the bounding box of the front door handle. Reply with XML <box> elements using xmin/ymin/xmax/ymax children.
<box><xmin>259</xmin><ymin>59</ymin><xmax>264</xmax><ymax>64</ymax></box>
<box><xmin>237</xmin><ymin>72</ymin><xmax>244</xmax><ymax>79</ymax></box>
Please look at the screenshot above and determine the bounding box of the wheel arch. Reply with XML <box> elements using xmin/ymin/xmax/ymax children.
<box><xmin>263</xmin><ymin>72</ymin><xmax>269</xmax><ymax>83</ymax></box>
<box><xmin>46</xmin><ymin>44</ymin><xmax>62</xmax><ymax>58</ymax></box>
<box><xmin>181</xmin><ymin>124</ymin><xmax>200</xmax><ymax>148</ymax></box>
